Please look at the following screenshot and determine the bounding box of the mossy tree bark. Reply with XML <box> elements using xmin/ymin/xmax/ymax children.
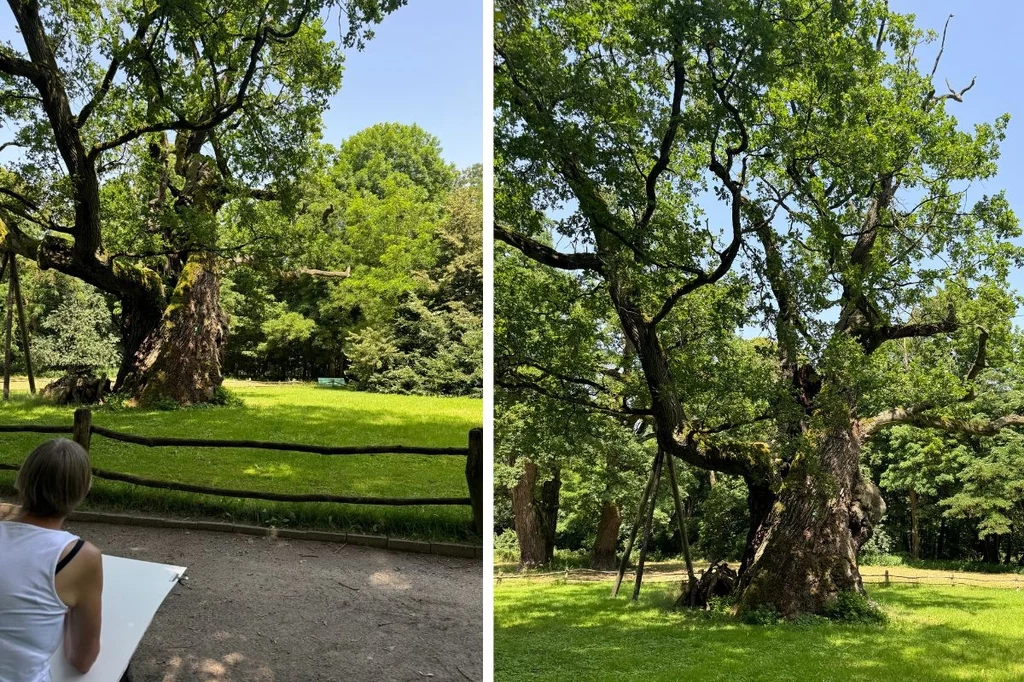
<box><xmin>119</xmin><ymin>255</ymin><xmax>227</xmax><ymax>406</ymax></box>
<box><xmin>735</xmin><ymin>425</ymin><xmax>880</xmax><ymax>616</ymax></box>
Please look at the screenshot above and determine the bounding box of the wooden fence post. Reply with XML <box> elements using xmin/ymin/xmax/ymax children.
<box><xmin>72</xmin><ymin>408</ymin><xmax>92</xmax><ymax>451</ymax></box>
<box><xmin>466</xmin><ymin>427</ymin><xmax>483</xmax><ymax>536</ymax></box>
<box><xmin>884</xmin><ymin>570</ymin><xmax>890</xmax><ymax>586</ymax></box>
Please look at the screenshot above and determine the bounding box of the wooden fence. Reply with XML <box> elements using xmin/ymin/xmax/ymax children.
<box><xmin>0</xmin><ymin>408</ymin><xmax>484</xmax><ymax>535</ymax></box>
<box><xmin>494</xmin><ymin>567</ymin><xmax>1024</xmax><ymax>590</ymax></box>
<box><xmin>863</xmin><ymin>569</ymin><xmax>1024</xmax><ymax>588</ymax></box>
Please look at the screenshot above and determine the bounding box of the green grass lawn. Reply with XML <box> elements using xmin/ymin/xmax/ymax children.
<box><xmin>495</xmin><ymin>578</ymin><xmax>1024</xmax><ymax>681</ymax></box>
<box><xmin>0</xmin><ymin>379</ymin><xmax>482</xmax><ymax>542</ymax></box>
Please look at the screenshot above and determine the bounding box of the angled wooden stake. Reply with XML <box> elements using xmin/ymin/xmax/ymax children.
<box><xmin>10</xmin><ymin>253</ymin><xmax>34</xmax><ymax>394</ymax></box>
<box><xmin>632</xmin><ymin>448</ymin><xmax>664</xmax><ymax>601</ymax></box>
<box><xmin>612</xmin><ymin>452</ymin><xmax>660</xmax><ymax>598</ymax></box>
<box><xmin>3</xmin><ymin>251</ymin><xmax>13</xmax><ymax>401</ymax></box>
<box><xmin>665</xmin><ymin>450</ymin><xmax>696</xmax><ymax>584</ymax></box>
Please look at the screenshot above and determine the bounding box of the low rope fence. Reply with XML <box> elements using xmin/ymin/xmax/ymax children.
<box><xmin>862</xmin><ymin>570</ymin><xmax>1024</xmax><ymax>588</ymax></box>
<box><xmin>494</xmin><ymin>566</ymin><xmax>1024</xmax><ymax>589</ymax></box>
<box><xmin>0</xmin><ymin>408</ymin><xmax>484</xmax><ymax>534</ymax></box>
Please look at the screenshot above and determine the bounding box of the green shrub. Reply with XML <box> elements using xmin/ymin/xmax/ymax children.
<box><xmin>211</xmin><ymin>385</ymin><xmax>244</xmax><ymax>407</ymax></box>
<box><xmin>822</xmin><ymin>591</ymin><xmax>887</xmax><ymax>624</ymax></box>
<box><xmin>741</xmin><ymin>605</ymin><xmax>780</xmax><ymax>626</ymax></box>
<box><xmin>790</xmin><ymin>613</ymin><xmax>830</xmax><ymax>627</ymax></box>
<box><xmin>494</xmin><ymin>528</ymin><xmax>520</xmax><ymax>563</ymax></box>
<box><xmin>706</xmin><ymin>595</ymin><xmax>735</xmax><ymax>615</ymax></box>
<box><xmin>860</xmin><ymin>552</ymin><xmax>904</xmax><ymax>567</ymax></box>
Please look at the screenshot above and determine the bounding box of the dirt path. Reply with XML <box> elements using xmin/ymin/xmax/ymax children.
<box><xmin>66</xmin><ymin>521</ymin><xmax>482</xmax><ymax>682</ymax></box>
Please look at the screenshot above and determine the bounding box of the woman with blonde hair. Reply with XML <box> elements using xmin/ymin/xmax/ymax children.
<box><xmin>0</xmin><ymin>438</ymin><xmax>103</xmax><ymax>681</ymax></box>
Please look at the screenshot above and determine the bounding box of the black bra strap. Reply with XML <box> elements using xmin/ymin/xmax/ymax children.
<box><xmin>56</xmin><ymin>539</ymin><xmax>85</xmax><ymax>575</ymax></box>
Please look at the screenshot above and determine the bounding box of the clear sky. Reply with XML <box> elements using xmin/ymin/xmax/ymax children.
<box><xmin>891</xmin><ymin>1</ymin><xmax>1024</xmax><ymax>311</ymax></box>
<box><xmin>324</xmin><ymin>0</ymin><xmax>483</xmax><ymax>168</ymax></box>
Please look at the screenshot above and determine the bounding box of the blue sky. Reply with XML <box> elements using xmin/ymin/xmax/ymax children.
<box><xmin>323</xmin><ymin>0</ymin><xmax>483</xmax><ymax>167</ymax></box>
<box><xmin>892</xmin><ymin>1</ymin><xmax>1024</xmax><ymax>310</ymax></box>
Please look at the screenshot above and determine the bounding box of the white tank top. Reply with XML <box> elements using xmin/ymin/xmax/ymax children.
<box><xmin>0</xmin><ymin>521</ymin><xmax>80</xmax><ymax>682</ymax></box>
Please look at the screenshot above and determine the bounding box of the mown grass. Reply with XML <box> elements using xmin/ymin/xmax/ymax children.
<box><xmin>0</xmin><ymin>379</ymin><xmax>482</xmax><ymax>542</ymax></box>
<box><xmin>495</xmin><ymin>578</ymin><xmax>1024</xmax><ymax>681</ymax></box>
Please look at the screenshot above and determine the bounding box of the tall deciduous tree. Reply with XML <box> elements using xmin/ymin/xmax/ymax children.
<box><xmin>495</xmin><ymin>0</ymin><xmax>1022</xmax><ymax>615</ymax></box>
<box><xmin>0</xmin><ymin>0</ymin><xmax>404</xmax><ymax>403</ymax></box>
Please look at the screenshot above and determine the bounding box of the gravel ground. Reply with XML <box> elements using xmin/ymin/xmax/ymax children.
<box><xmin>64</xmin><ymin>520</ymin><xmax>482</xmax><ymax>682</ymax></box>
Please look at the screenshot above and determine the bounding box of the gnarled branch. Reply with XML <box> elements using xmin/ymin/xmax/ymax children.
<box><xmin>496</xmin><ymin>223</ymin><xmax>603</xmax><ymax>272</ymax></box>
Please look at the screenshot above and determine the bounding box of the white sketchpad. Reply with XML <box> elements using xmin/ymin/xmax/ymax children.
<box><xmin>50</xmin><ymin>555</ymin><xmax>186</xmax><ymax>682</ymax></box>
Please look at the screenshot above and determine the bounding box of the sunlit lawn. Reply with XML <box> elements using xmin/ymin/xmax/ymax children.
<box><xmin>0</xmin><ymin>379</ymin><xmax>482</xmax><ymax>541</ymax></box>
<box><xmin>495</xmin><ymin>576</ymin><xmax>1024</xmax><ymax>681</ymax></box>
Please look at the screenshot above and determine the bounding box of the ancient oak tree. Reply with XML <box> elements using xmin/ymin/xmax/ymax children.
<box><xmin>495</xmin><ymin>0</ymin><xmax>1021</xmax><ymax>615</ymax></box>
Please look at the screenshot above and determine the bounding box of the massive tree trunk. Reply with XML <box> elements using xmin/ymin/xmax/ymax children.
<box><xmin>511</xmin><ymin>460</ymin><xmax>561</xmax><ymax>568</ymax></box>
<box><xmin>117</xmin><ymin>255</ymin><xmax>227</xmax><ymax>406</ymax></box>
<box><xmin>591</xmin><ymin>501</ymin><xmax>621</xmax><ymax>570</ymax></box>
<box><xmin>735</xmin><ymin>423</ymin><xmax>885</xmax><ymax>617</ymax></box>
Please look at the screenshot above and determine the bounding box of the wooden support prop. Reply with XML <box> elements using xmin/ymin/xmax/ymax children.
<box><xmin>10</xmin><ymin>254</ymin><xmax>34</xmax><ymax>394</ymax></box>
<box><xmin>73</xmin><ymin>408</ymin><xmax>92</xmax><ymax>450</ymax></box>
<box><xmin>3</xmin><ymin>251</ymin><xmax>12</xmax><ymax>401</ymax></box>
<box><xmin>467</xmin><ymin>427</ymin><xmax>484</xmax><ymax>535</ymax></box>
<box><xmin>612</xmin><ymin>451</ymin><xmax>660</xmax><ymax>598</ymax></box>
<box><xmin>632</xmin><ymin>449</ymin><xmax>664</xmax><ymax>601</ymax></box>
<box><xmin>665</xmin><ymin>450</ymin><xmax>696</xmax><ymax>585</ymax></box>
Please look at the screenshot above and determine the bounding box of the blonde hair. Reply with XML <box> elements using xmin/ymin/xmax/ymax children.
<box><xmin>15</xmin><ymin>438</ymin><xmax>92</xmax><ymax>518</ymax></box>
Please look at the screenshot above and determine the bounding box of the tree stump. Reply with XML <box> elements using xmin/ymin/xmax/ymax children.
<box><xmin>676</xmin><ymin>562</ymin><xmax>738</xmax><ymax>609</ymax></box>
<box><xmin>41</xmin><ymin>370</ymin><xmax>111</xmax><ymax>405</ymax></box>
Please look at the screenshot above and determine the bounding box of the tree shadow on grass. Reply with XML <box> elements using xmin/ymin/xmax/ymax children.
<box><xmin>0</xmin><ymin>392</ymin><xmax>481</xmax><ymax>448</ymax></box>
<box><xmin>494</xmin><ymin>582</ymin><xmax>1024</xmax><ymax>682</ymax></box>
<box><xmin>0</xmin><ymin>388</ymin><xmax>481</xmax><ymax>541</ymax></box>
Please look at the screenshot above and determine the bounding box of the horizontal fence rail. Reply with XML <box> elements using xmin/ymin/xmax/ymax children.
<box><xmin>89</xmin><ymin>425</ymin><xmax>469</xmax><ymax>456</ymax></box>
<box><xmin>0</xmin><ymin>424</ymin><xmax>72</xmax><ymax>435</ymax></box>
<box><xmin>863</xmin><ymin>570</ymin><xmax>1024</xmax><ymax>587</ymax></box>
<box><xmin>0</xmin><ymin>409</ymin><xmax>484</xmax><ymax>534</ymax></box>
<box><xmin>493</xmin><ymin>567</ymin><xmax>1024</xmax><ymax>589</ymax></box>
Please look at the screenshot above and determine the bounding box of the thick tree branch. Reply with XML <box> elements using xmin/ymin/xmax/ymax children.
<box><xmin>965</xmin><ymin>327</ymin><xmax>989</xmax><ymax>384</ymax></box>
<box><xmin>854</xmin><ymin>306</ymin><xmax>958</xmax><ymax>354</ymax></box>
<box><xmin>495</xmin><ymin>223</ymin><xmax>603</xmax><ymax>272</ymax></box>
<box><xmin>863</xmin><ymin>409</ymin><xmax>1024</xmax><ymax>438</ymax></box>
<box><xmin>0</xmin><ymin>46</ymin><xmax>40</xmax><ymax>80</ymax></box>
<box><xmin>497</xmin><ymin>377</ymin><xmax>652</xmax><ymax>418</ymax></box>
<box><xmin>638</xmin><ymin>58</ymin><xmax>685</xmax><ymax>232</ymax></box>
